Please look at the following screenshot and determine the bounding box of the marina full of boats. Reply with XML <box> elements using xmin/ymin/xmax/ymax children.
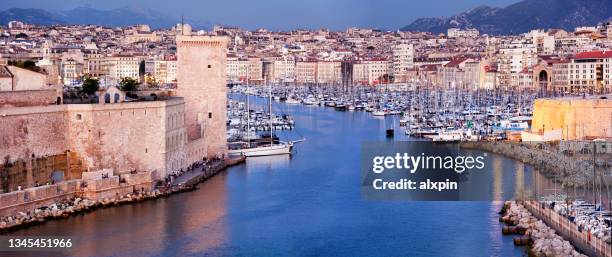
<box><xmin>226</xmin><ymin>83</ymin><xmax>303</xmax><ymax>158</ymax></box>
<box><xmin>541</xmin><ymin>198</ymin><xmax>612</xmax><ymax>244</ymax></box>
<box><xmin>230</xmin><ymin>84</ymin><xmax>537</xmax><ymax>143</ymax></box>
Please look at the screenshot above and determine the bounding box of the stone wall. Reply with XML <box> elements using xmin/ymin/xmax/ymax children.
<box><xmin>0</xmin><ymin>180</ymin><xmax>80</xmax><ymax>216</ymax></box>
<box><xmin>0</xmin><ymin>105</ymin><xmax>70</xmax><ymax>166</ymax></box>
<box><xmin>0</xmin><ymin>98</ymin><xmax>187</xmax><ymax>193</ymax></box>
<box><xmin>531</xmin><ymin>97</ymin><xmax>612</xmax><ymax>140</ymax></box>
<box><xmin>0</xmin><ymin>89</ymin><xmax>61</xmax><ymax>108</ymax></box>
<box><xmin>0</xmin><ymin>152</ymin><xmax>84</xmax><ymax>193</ymax></box>
<box><xmin>5</xmin><ymin>66</ymin><xmax>48</xmax><ymax>91</ymax></box>
<box><xmin>66</xmin><ymin>98</ymin><xmax>186</xmax><ymax>178</ymax></box>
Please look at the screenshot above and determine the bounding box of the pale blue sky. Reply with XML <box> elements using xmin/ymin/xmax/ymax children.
<box><xmin>1</xmin><ymin>0</ymin><xmax>520</xmax><ymax>30</ymax></box>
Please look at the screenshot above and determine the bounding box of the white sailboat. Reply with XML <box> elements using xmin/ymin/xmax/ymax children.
<box><xmin>228</xmin><ymin>76</ymin><xmax>294</xmax><ymax>158</ymax></box>
<box><xmin>372</xmin><ymin>110</ymin><xmax>386</xmax><ymax>116</ymax></box>
<box><xmin>228</xmin><ymin>142</ymin><xmax>293</xmax><ymax>157</ymax></box>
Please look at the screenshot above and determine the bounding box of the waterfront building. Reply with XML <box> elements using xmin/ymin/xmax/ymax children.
<box><xmin>568</xmin><ymin>51</ymin><xmax>612</xmax><ymax>94</ymax></box>
<box><xmin>363</xmin><ymin>58</ymin><xmax>391</xmax><ymax>85</ymax></box>
<box><xmin>226</xmin><ymin>56</ymin><xmax>248</xmax><ymax>83</ymax></box>
<box><xmin>247</xmin><ymin>57</ymin><xmax>263</xmax><ymax>83</ymax></box>
<box><xmin>316</xmin><ymin>61</ymin><xmax>341</xmax><ymax>85</ymax></box>
<box><xmin>392</xmin><ymin>43</ymin><xmax>415</xmax><ymax>82</ymax></box>
<box><xmin>295</xmin><ymin>61</ymin><xmax>317</xmax><ymax>85</ymax></box>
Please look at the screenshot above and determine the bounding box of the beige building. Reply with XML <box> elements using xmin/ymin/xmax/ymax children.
<box><xmin>227</xmin><ymin>56</ymin><xmax>248</xmax><ymax>83</ymax></box>
<box><xmin>392</xmin><ymin>43</ymin><xmax>414</xmax><ymax>82</ymax></box>
<box><xmin>295</xmin><ymin>61</ymin><xmax>317</xmax><ymax>84</ymax></box>
<box><xmin>567</xmin><ymin>51</ymin><xmax>612</xmax><ymax>94</ymax></box>
<box><xmin>104</xmin><ymin>55</ymin><xmax>143</xmax><ymax>83</ymax></box>
<box><xmin>316</xmin><ymin>61</ymin><xmax>341</xmax><ymax>85</ymax></box>
<box><xmin>60</xmin><ymin>58</ymin><xmax>84</xmax><ymax>86</ymax></box>
<box><xmin>497</xmin><ymin>42</ymin><xmax>537</xmax><ymax>88</ymax></box>
<box><xmin>247</xmin><ymin>57</ymin><xmax>263</xmax><ymax>83</ymax></box>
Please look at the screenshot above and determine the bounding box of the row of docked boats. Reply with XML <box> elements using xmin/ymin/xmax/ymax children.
<box><xmin>542</xmin><ymin>198</ymin><xmax>612</xmax><ymax>244</ymax></box>
<box><xmin>229</xmin><ymin>83</ymin><xmax>538</xmax><ymax>143</ymax></box>
<box><xmin>226</xmin><ymin>84</ymin><xmax>302</xmax><ymax>158</ymax></box>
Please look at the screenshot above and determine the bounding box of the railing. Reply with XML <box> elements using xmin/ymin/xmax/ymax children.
<box><xmin>524</xmin><ymin>201</ymin><xmax>611</xmax><ymax>257</ymax></box>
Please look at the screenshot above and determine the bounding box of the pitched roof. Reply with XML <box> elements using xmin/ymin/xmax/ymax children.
<box><xmin>574</xmin><ymin>51</ymin><xmax>612</xmax><ymax>59</ymax></box>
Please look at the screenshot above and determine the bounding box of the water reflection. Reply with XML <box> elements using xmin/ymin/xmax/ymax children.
<box><xmin>245</xmin><ymin>154</ymin><xmax>291</xmax><ymax>170</ymax></box>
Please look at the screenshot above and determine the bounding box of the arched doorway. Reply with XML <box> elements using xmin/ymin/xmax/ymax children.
<box><xmin>104</xmin><ymin>93</ymin><xmax>111</xmax><ymax>103</ymax></box>
<box><xmin>538</xmin><ymin>70</ymin><xmax>549</xmax><ymax>97</ymax></box>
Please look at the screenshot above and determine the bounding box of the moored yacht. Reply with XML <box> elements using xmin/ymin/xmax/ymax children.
<box><xmin>228</xmin><ymin>141</ymin><xmax>293</xmax><ymax>157</ymax></box>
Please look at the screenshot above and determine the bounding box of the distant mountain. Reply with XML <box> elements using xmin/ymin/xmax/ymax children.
<box><xmin>0</xmin><ymin>8</ymin><xmax>65</xmax><ymax>26</ymax></box>
<box><xmin>401</xmin><ymin>0</ymin><xmax>612</xmax><ymax>35</ymax></box>
<box><xmin>0</xmin><ymin>6</ymin><xmax>212</xmax><ymax>30</ymax></box>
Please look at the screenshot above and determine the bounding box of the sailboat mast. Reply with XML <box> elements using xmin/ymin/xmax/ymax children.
<box><xmin>268</xmin><ymin>75</ymin><xmax>273</xmax><ymax>145</ymax></box>
<box><xmin>246</xmin><ymin>67</ymin><xmax>250</xmax><ymax>145</ymax></box>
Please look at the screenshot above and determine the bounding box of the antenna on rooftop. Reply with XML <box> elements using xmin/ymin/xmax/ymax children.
<box><xmin>181</xmin><ymin>15</ymin><xmax>184</xmax><ymax>36</ymax></box>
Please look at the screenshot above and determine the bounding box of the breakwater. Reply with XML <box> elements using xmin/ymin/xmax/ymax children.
<box><xmin>460</xmin><ymin>141</ymin><xmax>600</xmax><ymax>188</ymax></box>
<box><xmin>500</xmin><ymin>201</ymin><xmax>588</xmax><ymax>257</ymax></box>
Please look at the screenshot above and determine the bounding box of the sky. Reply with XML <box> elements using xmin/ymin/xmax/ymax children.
<box><xmin>1</xmin><ymin>0</ymin><xmax>521</xmax><ymax>30</ymax></box>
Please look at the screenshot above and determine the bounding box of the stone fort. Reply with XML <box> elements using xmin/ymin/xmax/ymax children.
<box><xmin>0</xmin><ymin>35</ymin><xmax>228</xmax><ymax>193</ymax></box>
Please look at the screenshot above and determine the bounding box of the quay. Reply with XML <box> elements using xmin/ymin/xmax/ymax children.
<box><xmin>0</xmin><ymin>157</ymin><xmax>245</xmax><ymax>234</ymax></box>
<box><xmin>171</xmin><ymin>156</ymin><xmax>246</xmax><ymax>190</ymax></box>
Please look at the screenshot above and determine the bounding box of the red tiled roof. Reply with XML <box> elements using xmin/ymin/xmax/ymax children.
<box><xmin>573</xmin><ymin>51</ymin><xmax>612</xmax><ymax>59</ymax></box>
<box><xmin>444</xmin><ymin>58</ymin><xmax>468</xmax><ymax>68</ymax></box>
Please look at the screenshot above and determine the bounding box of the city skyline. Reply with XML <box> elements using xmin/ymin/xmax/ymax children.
<box><xmin>1</xmin><ymin>0</ymin><xmax>520</xmax><ymax>30</ymax></box>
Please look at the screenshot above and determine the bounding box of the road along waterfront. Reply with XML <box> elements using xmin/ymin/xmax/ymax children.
<box><xmin>4</xmin><ymin>95</ymin><xmax>555</xmax><ymax>257</ymax></box>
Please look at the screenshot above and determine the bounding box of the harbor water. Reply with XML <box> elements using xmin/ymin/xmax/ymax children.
<box><xmin>7</xmin><ymin>94</ymin><xmax>543</xmax><ymax>257</ymax></box>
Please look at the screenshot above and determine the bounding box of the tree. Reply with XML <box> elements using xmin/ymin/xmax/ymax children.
<box><xmin>119</xmin><ymin>77</ymin><xmax>139</xmax><ymax>91</ymax></box>
<box><xmin>82</xmin><ymin>76</ymin><xmax>100</xmax><ymax>95</ymax></box>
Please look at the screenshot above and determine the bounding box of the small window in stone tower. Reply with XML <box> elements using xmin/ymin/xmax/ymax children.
<box><xmin>207</xmin><ymin>64</ymin><xmax>212</xmax><ymax>68</ymax></box>
<box><xmin>208</xmin><ymin>112</ymin><xmax>212</xmax><ymax>119</ymax></box>
<box><xmin>76</xmin><ymin>114</ymin><xmax>82</xmax><ymax>120</ymax></box>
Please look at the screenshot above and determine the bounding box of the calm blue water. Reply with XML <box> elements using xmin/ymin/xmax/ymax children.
<box><xmin>7</xmin><ymin>95</ymin><xmax>533</xmax><ymax>257</ymax></box>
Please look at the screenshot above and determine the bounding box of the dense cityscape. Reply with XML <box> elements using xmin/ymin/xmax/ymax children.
<box><xmin>1</xmin><ymin>20</ymin><xmax>612</xmax><ymax>93</ymax></box>
<box><xmin>0</xmin><ymin>5</ymin><xmax>611</xmax><ymax>257</ymax></box>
